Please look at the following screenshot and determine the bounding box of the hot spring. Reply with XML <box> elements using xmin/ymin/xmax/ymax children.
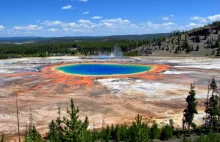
<box><xmin>55</xmin><ymin>63</ymin><xmax>152</xmax><ymax>76</ymax></box>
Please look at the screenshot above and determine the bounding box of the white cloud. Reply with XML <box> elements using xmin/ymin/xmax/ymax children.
<box><xmin>99</xmin><ymin>18</ymin><xmax>138</xmax><ymax>34</ymax></box>
<box><xmin>190</xmin><ymin>14</ymin><xmax>220</xmax><ymax>23</ymax></box>
<box><xmin>186</xmin><ymin>23</ymin><xmax>203</xmax><ymax>28</ymax></box>
<box><xmin>83</xmin><ymin>11</ymin><xmax>89</xmax><ymax>14</ymax></box>
<box><xmin>162</xmin><ymin>17</ymin><xmax>169</xmax><ymax>20</ymax></box>
<box><xmin>62</xmin><ymin>5</ymin><xmax>72</xmax><ymax>10</ymax></box>
<box><xmin>48</xmin><ymin>28</ymin><xmax>59</xmax><ymax>32</ymax></box>
<box><xmin>42</xmin><ymin>20</ymin><xmax>62</xmax><ymax>26</ymax></box>
<box><xmin>162</xmin><ymin>22</ymin><xmax>175</xmax><ymax>26</ymax></box>
<box><xmin>72</xmin><ymin>29</ymin><xmax>92</xmax><ymax>32</ymax></box>
<box><xmin>171</xmin><ymin>14</ymin><xmax>174</xmax><ymax>17</ymax></box>
<box><xmin>69</xmin><ymin>22</ymin><xmax>77</xmax><ymax>27</ymax></box>
<box><xmin>92</xmin><ymin>16</ymin><xmax>102</xmax><ymax>19</ymax></box>
<box><xmin>36</xmin><ymin>20</ymin><xmax>40</xmax><ymax>23</ymax></box>
<box><xmin>100</xmin><ymin>18</ymin><xmax>131</xmax><ymax>24</ymax></box>
<box><xmin>141</xmin><ymin>21</ymin><xmax>175</xmax><ymax>30</ymax></box>
<box><xmin>208</xmin><ymin>14</ymin><xmax>220</xmax><ymax>21</ymax></box>
<box><xmin>0</xmin><ymin>25</ymin><xmax>5</xmax><ymax>30</ymax></box>
<box><xmin>78</xmin><ymin>19</ymin><xmax>92</xmax><ymax>24</ymax></box>
<box><xmin>79</xmin><ymin>0</ymin><xmax>88</xmax><ymax>2</ymax></box>
<box><xmin>190</xmin><ymin>16</ymin><xmax>207</xmax><ymax>23</ymax></box>
<box><xmin>13</xmin><ymin>25</ymin><xmax>43</xmax><ymax>30</ymax></box>
<box><xmin>63</xmin><ymin>28</ymin><xmax>69</xmax><ymax>32</ymax></box>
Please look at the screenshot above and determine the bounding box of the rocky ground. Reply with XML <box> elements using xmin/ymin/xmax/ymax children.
<box><xmin>0</xmin><ymin>56</ymin><xmax>220</xmax><ymax>141</ymax></box>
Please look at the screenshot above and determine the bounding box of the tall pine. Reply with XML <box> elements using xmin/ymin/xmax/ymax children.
<box><xmin>61</xmin><ymin>98</ymin><xmax>90</xmax><ymax>142</ymax></box>
<box><xmin>128</xmin><ymin>114</ymin><xmax>150</xmax><ymax>142</ymax></box>
<box><xmin>205</xmin><ymin>78</ymin><xmax>219</xmax><ymax>128</ymax></box>
<box><xmin>183</xmin><ymin>83</ymin><xmax>198</xmax><ymax>135</ymax></box>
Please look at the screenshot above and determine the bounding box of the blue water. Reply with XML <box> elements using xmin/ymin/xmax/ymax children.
<box><xmin>55</xmin><ymin>64</ymin><xmax>152</xmax><ymax>76</ymax></box>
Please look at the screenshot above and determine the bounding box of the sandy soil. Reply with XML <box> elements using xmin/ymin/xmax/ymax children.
<box><xmin>0</xmin><ymin>56</ymin><xmax>220</xmax><ymax>141</ymax></box>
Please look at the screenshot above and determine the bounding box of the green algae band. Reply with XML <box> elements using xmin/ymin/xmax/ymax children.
<box><xmin>55</xmin><ymin>64</ymin><xmax>152</xmax><ymax>76</ymax></box>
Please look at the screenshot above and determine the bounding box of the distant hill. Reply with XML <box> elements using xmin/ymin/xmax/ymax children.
<box><xmin>0</xmin><ymin>33</ymin><xmax>170</xmax><ymax>44</ymax></box>
<box><xmin>131</xmin><ymin>21</ymin><xmax>220</xmax><ymax>57</ymax></box>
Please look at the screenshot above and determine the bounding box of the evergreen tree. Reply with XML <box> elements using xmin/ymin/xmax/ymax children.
<box><xmin>206</xmin><ymin>95</ymin><xmax>219</xmax><ymax>128</ymax></box>
<box><xmin>104</xmin><ymin>125</ymin><xmax>110</xmax><ymax>142</ymax></box>
<box><xmin>160</xmin><ymin>125</ymin><xmax>173</xmax><ymax>140</ymax></box>
<box><xmin>210</xmin><ymin>78</ymin><xmax>217</xmax><ymax>96</ymax></box>
<box><xmin>128</xmin><ymin>114</ymin><xmax>150</xmax><ymax>142</ymax></box>
<box><xmin>25</xmin><ymin>125</ymin><xmax>43</xmax><ymax>142</ymax></box>
<box><xmin>115</xmin><ymin>124</ymin><xmax>121</xmax><ymax>142</ymax></box>
<box><xmin>0</xmin><ymin>134</ymin><xmax>6</xmax><ymax>142</ymax></box>
<box><xmin>205</xmin><ymin>78</ymin><xmax>219</xmax><ymax>128</ymax></box>
<box><xmin>183</xmin><ymin>83</ymin><xmax>198</xmax><ymax>135</ymax></box>
<box><xmin>196</xmin><ymin>34</ymin><xmax>201</xmax><ymax>42</ymax></box>
<box><xmin>196</xmin><ymin>45</ymin><xmax>200</xmax><ymax>51</ymax></box>
<box><xmin>61</xmin><ymin>98</ymin><xmax>90</xmax><ymax>142</ymax></box>
<box><xmin>217</xmin><ymin>47</ymin><xmax>220</xmax><ymax>56</ymax></box>
<box><xmin>47</xmin><ymin>120</ymin><xmax>61</xmax><ymax>142</ymax></box>
<box><xmin>150</xmin><ymin>123</ymin><xmax>160</xmax><ymax>139</ymax></box>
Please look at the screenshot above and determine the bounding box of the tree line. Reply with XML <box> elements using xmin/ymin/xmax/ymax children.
<box><xmin>0</xmin><ymin>39</ymin><xmax>151</xmax><ymax>59</ymax></box>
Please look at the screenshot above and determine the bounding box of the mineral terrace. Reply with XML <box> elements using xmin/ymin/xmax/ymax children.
<box><xmin>0</xmin><ymin>56</ymin><xmax>220</xmax><ymax>140</ymax></box>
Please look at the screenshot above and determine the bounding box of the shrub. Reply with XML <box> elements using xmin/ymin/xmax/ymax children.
<box><xmin>160</xmin><ymin>125</ymin><xmax>173</xmax><ymax>140</ymax></box>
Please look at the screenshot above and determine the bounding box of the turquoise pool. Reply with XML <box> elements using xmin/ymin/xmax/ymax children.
<box><xmin>55</xmin><ymin>63</ymin><xmax>152</xmax><ymax>76</ymax></box>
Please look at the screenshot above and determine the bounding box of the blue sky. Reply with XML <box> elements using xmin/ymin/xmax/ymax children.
<box><xmin>0</xmin><ymin>0</ymin><xmax>219</xmax><ymax>37</ymax></box>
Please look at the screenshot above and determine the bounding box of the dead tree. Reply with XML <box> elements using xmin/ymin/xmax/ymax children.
<box><xmin>15</xmin><ymin>92</ymin><xmax>21</xmax><ymax>142</ymax></box>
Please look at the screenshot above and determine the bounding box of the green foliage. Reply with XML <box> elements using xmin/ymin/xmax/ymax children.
<box><xmin>195</xmin><ymin>34</ymin><xmax>201</xmax><ymax>43</ymax></box>
<box><xmin>25</xmin><ymin>125</ymin><xmax>43</xmax><ymax>142</ymax></box>
<box><xmin>216</xmin><ymin>47</ymin><xmax>220</xmax><ymax>56</ymax></box>
<box><xmin>124</xmin><ymin>51</ymin><xmax>139</xmax><ymax>56</ymax></box>
<box><xmin>128</xmin><ymin>114</ymin><xmax>151</xmax><ymax>142</ymax></box>
<box><xmin>0</xmin><ymin>40</ymin><xmax>147</xmax><ymax>58</ymax></box>
<box><xmin>196</xmin><ymin>45</ymin><xmax>200</xmax><ymax>51</ymax></box>
<box><xmin>205</xmin><ymin>78</ymin><xmax>219</xmax><ymax>128</ymax></box>
<box><xmin>205</xmin><ymin>95</ymin><xmax>219</xmax><ymax>127</ymax></box>
<box><xmin>150</xmin><ymin>123</ymin><xmax>160</xmax><ymax>139</ymax></box>
<box><xmin>0</xmin><ymin>134</ymin><xmax>6</xmax><ymax>142</ymax></box>
<box><xmin>160</xmin><ymin>125</ymin><xmax>173</xmax><ymax>140</ymax></box>
<box><xmin>210</xmin><ymin>78</ymin><xmax>217</xmax><ymax>91</ymax></box>
<box><xmin>183</xmin><ymin>83</ymin><xmax>198</xmax><ymax>134</ymax></box>
<box><xmin>193</xmin><ymin>132</ymin><xmax>220</xmax><ymax>142</ymax></box>
<box><xmin>194</xmin><ymin>126</ymin><xmax>203</xmax><ymax>136</ymax></box>
<box><xmin>61</xmin><ymin>98</ymin><xmax>90</xmax><ymax>142</ymax></box>
<box><xmin>47</xmin><ymin>120</ymin><xmax>61</xmax><ymax>142</ymax></box>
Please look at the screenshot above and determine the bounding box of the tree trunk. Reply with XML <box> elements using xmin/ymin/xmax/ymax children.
<box><xmin>16</xmin><ymin>93</ymin><xmax>21</xmax><ymax>142</ymax></box>
<box><xmin>206</xmin><ymin>81</ymin><xmax>210</xmax><ymax>128</ymax></box>
<box><xmin>188</xmin><ymin>124</ymin><xmax>190</xmax><ymax>136</ymax></box>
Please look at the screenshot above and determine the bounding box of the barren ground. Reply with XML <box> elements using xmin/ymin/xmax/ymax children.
<box><xmin>0</xmin><ymin>56</ymin><xmax>220</xmax><ymax>141</ymax></box>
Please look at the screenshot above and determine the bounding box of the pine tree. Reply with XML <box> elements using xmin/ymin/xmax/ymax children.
<box><xmin>210</xmin><ymin>78</ymin><xmax>217</xmax><ymax>96</ymax></box>
<box><xmin>115</xmin><ymin>124</ymin><xmax>121</xmax><ymax>142</ymax></box>
<box><xmin>196</xmin><ymin>34</ymin><xmax>201</xmax><ymax>42</ymax></box>
<box><xmin>206</xmin><ymin>95</ymin><xmax>219</xmax><ymax>128</ymax></box>
<box><xmin>217</xmin><ymin>47</ymin><xmax>220</xmax><ymax>56</ymax></box>
<box><xmin>205</xmin><ymin>79</ymin><xmax>219</xmax><ymax>128</ymax></box>
<box><xmin>0</xmin><ymin>134</ymin><xmax>6</xmax><ymax>142</ymax></box>
<box><xmin>47</xmin><ymin>120</ymin><xmax>61</xmax><ymax>142</ymax></box>
<box><xmin>196</xmin><ymin>45</ymin><xmax>200</xmax><ymax>51</ymax></box>
<box><xmin>183</xmin><ymin>83</ymin><xmax>198</xmax><ymax>135</ymax></box>
<box><xmin>160</xmin><ymin>125</ymin><xmax>173</xmax><ymax>140</ymax></box>
<box><xmin>128</xmin><ymin>114</ymin><xmax>150</xmax><ymax>142</ymax></box>
<box><xmin>61</xmin><ymin>98</ymin><xmax>89</xmax><ymax>142</ymax></box>
<box><xmin>104</xmin><ymin>125</ymin><xmax>110</xmax><ymax>142</ymax></box>
<box><xmin>56</xmin><ymin>107</ymin><xmax>63</xmax><ymax>140</ymax></box>
<box><xmin>150</xmin><ymin>123</ymin><xmax>160</xmax><ymax>139</ymax></box>
<box><xmin>25</xmin><ymin>125</ymin><xmax>43</xmax><ymax>142</ymax></box>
